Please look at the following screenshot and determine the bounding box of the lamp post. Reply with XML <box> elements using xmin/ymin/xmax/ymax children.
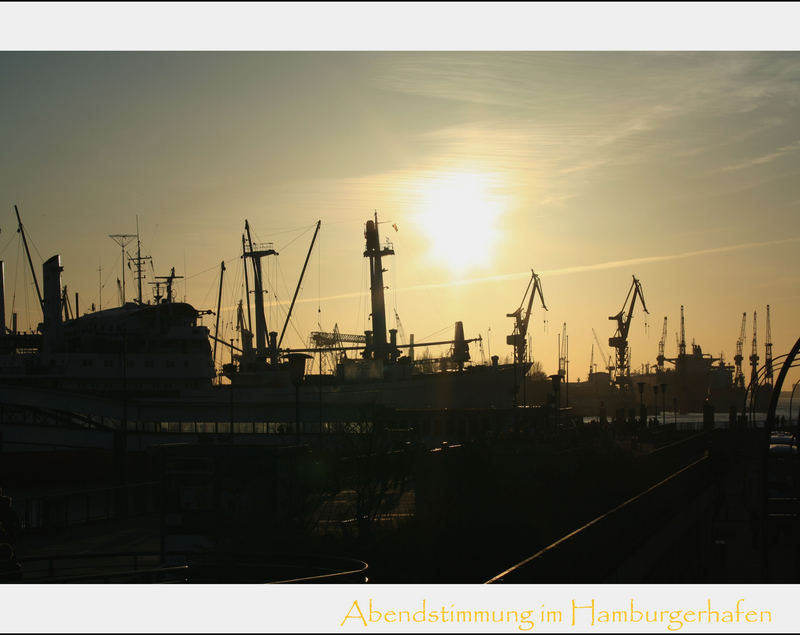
<box><xmin>637</xmin><ymin>381</ymin><xmax>646</xmax><ymax>426</ymax></box>
<box><xmin>673</xmin><ymin>396</ymin><xmax>678</xmax><ymax>426</ymax></box>
<box><xmin>653</xmin><ymin>384</ymin><xmax>660</xmax><ymax>425</ymax></box>
<box><xmin>287</xmin><ymin>353</ymin><xmax>311</xmax><ymax>441</ymax></box>
<box><xmin>660</xmin><ymin>383</ymin><xmax>667</xmax><ymax>427</ymax></box>
<box><xmin>550</xmin><ymin>374</ymin><xmax>562</xmax><ymax>430</ymax></box>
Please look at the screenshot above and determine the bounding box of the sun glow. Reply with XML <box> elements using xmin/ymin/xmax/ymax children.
<box><xmin>413</xmin><ymin>171</ymin><xmax>508</xmax><ymax>274</ymax></box>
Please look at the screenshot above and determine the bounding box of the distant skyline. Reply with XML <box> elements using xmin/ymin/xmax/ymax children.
<box><xmin>1</xmin><ymin>49</ymin><xmax>799</xmax><ymax>387</ymax></box>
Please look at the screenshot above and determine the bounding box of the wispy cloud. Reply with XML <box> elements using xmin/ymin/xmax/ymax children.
<box><xmin>290</xmin><ymin>236</ymin><xmax>800</xmax><ymax>305</ymax></box>
<box><xmin>542</xmin><ymin>237</ymin><xmax>800</xmax><ymax>277</ymax></box>
<box><xmin>717</xmin><ymin>140</ymin><xmax>800</xmax><ymax>172</ymax></box>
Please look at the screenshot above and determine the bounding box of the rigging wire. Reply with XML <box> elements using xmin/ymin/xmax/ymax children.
<box><xmin>277</xmin><ymin>223</ymin><xmax>314</xmax><ymax>253</ymax></box>
<box><xmin>419</xmin><ymin>322</ymin><xmax>455</xmax><ymax>342</ymax></box>
<box><xmin>184</xmin><ymin>256</ymin><xmax>240</xmax><ymax>281</ymax></box>
<box><xmin>22</xmin><ymin>246</ymin><xmax>30</xmax><ymax>332</ymax></box>
<box><xmin>0</xmin><ymin>231</ymin><xmax>17</xmax><ymax>259</ymax></box>
<box><xmin>11</xmin><ymin>238</ymin><xmax>21</xmax><ymax>322</ymax></box>
<box><xmin>275</xmin><ymin>258</ymin><xmax>306</xmax><ymax>347</ymax></box>
<box><xmin>317</xmin><ymin>226</ymin><xmax>322</xmax><ymax>331</ymax></box>
<box><xmin>356</xmin><ymin>256</ymin><xmax>367</xmax><ymax>335</ymax></box>
<box><xmin>24</xmin><ymin>228</ymin><xmax>44</xmax><ymax>264</ymax></box>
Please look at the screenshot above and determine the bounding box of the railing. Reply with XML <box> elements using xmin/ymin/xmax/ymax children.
<box><xmin>15</xmin><ymin>482</ymin><xmax>159</xmax><ymax>532</ymax></box>
<box><xmin>486</xmin><ymin>451</ymin><xmax>712</xmax><ymax>583</ymax></box>
<box><xmin>15</xmin><ymin>551</ymin><xmax>368</xmax><ymax>584</ymax></box>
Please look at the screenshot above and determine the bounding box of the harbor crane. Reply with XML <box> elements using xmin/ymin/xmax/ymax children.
<box><xmin>608</xmin><ymin>275</ymin><xmax>648</xmax><ymax>385</ymax></box>
<box><xmin>507</xmin><ymin>270</ymin><xmax>547</xmax><ymax>367</ymax></box>
<box><xmin>765</xmin><ymin>304</ymin><xmax>773</xmax><ymax>386</ymax></box>
<box><xmin>656</xmin><ymin>316</ymin><xmax>668</xmax><ymax>370</ymax></box>
<box><xmin>749</xmin><ymin>310</ymin><xmax>759</xmax><ymax>389</ymax></box>
<box><xmin>733</xmin><ymin>312</ymin><xmax>746</xmax><ymax>389</ymax></box>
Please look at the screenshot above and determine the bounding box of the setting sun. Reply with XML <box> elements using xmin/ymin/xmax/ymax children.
<box><xmin>413</xmin><ymin>171</ymin><xmax>508</xmax><ymax>274</ymax></box>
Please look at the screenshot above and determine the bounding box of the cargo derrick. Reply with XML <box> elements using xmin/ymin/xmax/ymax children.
<box><xmin>608</xmin><ymin>275</ymin><xmax>648</xmax><ymax>387</ymax></box>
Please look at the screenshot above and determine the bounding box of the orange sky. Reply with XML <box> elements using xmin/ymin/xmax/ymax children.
<box><xmin>1</xmin><ymin>9</ymin><xmax>799</xmax><ymax>390</ymax></box>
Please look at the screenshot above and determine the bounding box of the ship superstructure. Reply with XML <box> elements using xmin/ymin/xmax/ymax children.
<box><xmin>219</xmin><ymin>213</ymin><xmax>530</xmax><ymax>410</ymax></box>
<box><xmin>0</xmin><ymin>210</ymin><xmax>215</xmax><ymax>397</ymax></box>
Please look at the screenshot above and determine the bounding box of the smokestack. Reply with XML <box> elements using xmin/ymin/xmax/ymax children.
<box><xmin>42</xmin><ymin>255</ymin><xmax>64</xmax><ymax>355</ymax></box>
<box><xmin>452</xmin><ymin>321</ymin><xmax>470</xmax><ymax>368</ymax></box>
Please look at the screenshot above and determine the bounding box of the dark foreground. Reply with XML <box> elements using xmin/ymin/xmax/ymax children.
<box><xmin>1</xmin><ymin>409</ymin><xmax>795</xmax><ymax>584</ymax></box>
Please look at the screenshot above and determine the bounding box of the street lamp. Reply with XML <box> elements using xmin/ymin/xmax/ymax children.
<box><xmin>653</xmin><ymin>384</ymin><xmax>660</xmax><ymax>425</ymax></box>
<box><xmin>550</xmin><ymin>374</ymin><xmax>562</xmax><ymax>430</ymax></box>
<box><xmin>637</xmin><ymin>382</ymin><xmax>646</xmax><ymax>425</ymax></box>
<box><xmin>287</xmin><ymin>353</ymin><xmax>312</xmax><ymax>440</ymax></box>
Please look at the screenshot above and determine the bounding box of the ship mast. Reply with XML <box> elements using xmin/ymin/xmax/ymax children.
<box><xmin>243</xmin><ymin>220</ymin><xmax>278</xmax><ymax>360</ymax></box>
<box><xmin>109</xmin><ymin>232</ymin><xmax>135</xmax><ymax>304</ymax></box>
<box><xmin>128</xmin><ymin>217</ymin><xmax>152</xmax><ymax>305</ymax></box>
<box><xmin>241</xmin><ymin>233</ymin><xmax>252</xmax><ymax>334</ymax></box>
<box><xmin>14</xmin><ymin>205</ymin><xmax>43</xmax><ymax>315</ymax></box>
<box><xmin>213</xmin><ymin>261</ymin><xmax>225</xmax><ymax>372</ymax></box>
<box><xmin>363</xmin><ymin>212</ymin><xmax>394</xmax><ymax>362</ymax></box>
<box><xmin>278</xmin><ymin>220</ymin><xmax>321</xmax><ymax>348</ymax></box>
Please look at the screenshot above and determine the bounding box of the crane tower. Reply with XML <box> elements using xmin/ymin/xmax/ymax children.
<box><xmin>608</xmin><ymin>275</ymin><xmax>648</xmax><ymax>385</ymax></box>
<box><xmin>507</xmin><ymin>270</ymin><xmax>547</xmax><ymax>367</ymax></box>
<box><xmin>733</xmin><ymin>312</ymin><xmax>746</xmax><ymax>389</ymax></box>
<box><xmin>749</xmin><ymin>310</ymin><xmax>759</xmax><ymax>388</ymax></box>
<box><xmin>765</xmin><ymin>304</ymin><xmax>773</xmax><ymax>386</ymax></box>
<box><xmin>656</xmin><ymin>316</ymin><xmax>668</xmax><ymax>370</ymax></box>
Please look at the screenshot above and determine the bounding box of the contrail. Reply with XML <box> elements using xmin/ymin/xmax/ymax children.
<box><xmin>289</xmin><ymin>235</ymin><xmax>800</xmax><ymax>305</ymax></box>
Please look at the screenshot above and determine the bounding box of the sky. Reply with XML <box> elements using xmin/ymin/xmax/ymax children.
<box><xmin>1</xmin><ymin>6</ymin><xmax>799</xmax><ymax>390</ymax></box>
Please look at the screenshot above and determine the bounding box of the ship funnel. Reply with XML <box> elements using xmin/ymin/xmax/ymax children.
<box><xmin>42</xmin><ymin>255</ymin><xmax>64</xmax><ymax>354</ymax></box>
<box><xmin>452</xmin><ymin>321</ymin><xmax>470</xmax><ymax>369</ymax></box>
